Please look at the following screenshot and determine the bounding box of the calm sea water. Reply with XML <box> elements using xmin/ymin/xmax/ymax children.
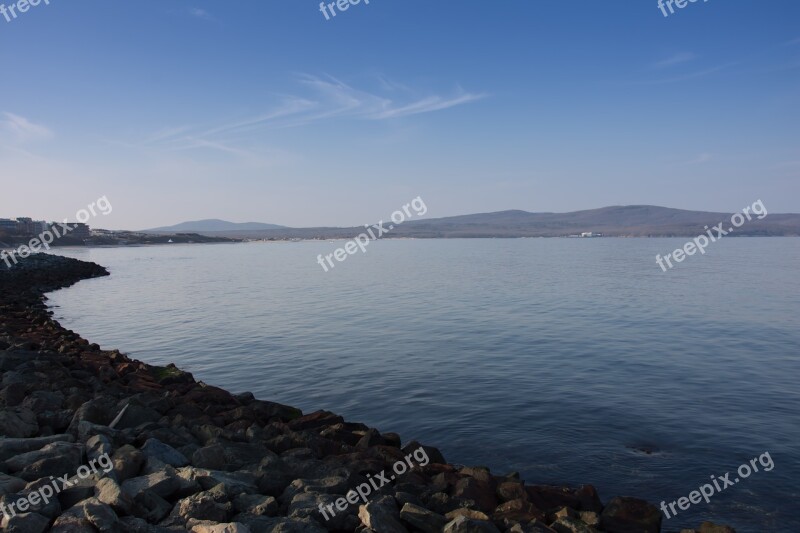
<box><xmin>48</xmin><ymin>239</ymin><xmax>799</xmax><ymax>532</ymax></box>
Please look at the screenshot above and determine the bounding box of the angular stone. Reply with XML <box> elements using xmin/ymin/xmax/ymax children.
<box><xmin>400</xmin><ymin>502</ymin><xmax>447</xmax><ymax>533</ymax></box>
<box><xmin>0</xmin><ymin>473</ymin><xmax>27</xmax><ymax>497</ymax></box>
<box><xmin>453</xmin><ymin>477</ymin><xmax>497</xmax><ymax>514</ymax></box>
<box><xmin>95</xmin><ymin>477</ymin><xmax>134</xmax><ymax>515</ymax></box>
<box><xmin>192</xmin><ymin>444</ymin><xmax>226</xmax><ymax>470</ymax></box>
<box><xmin>86</xmin><ymin>434</ymin><xmax>113</xmax><ymax>464</ymax></box>
<box><xmin>173</xmin><ymin>487</ymin><xmax>233</xmax><ymax>522</ymax></box>
<box><xmin>599</xmin><ymin>497</ymin><xmax>661</xmax><ymax>533</ymax></box>
<box><xmin>78</xmin><ymin>497</ymin><xmax>119</xmax><ymax>531</ymax></box>
<box><xmin>551</xmin><ymin>516</ymin><xmax>598</xmax><ymax>533</ymax></box>
<box><xmin>122</xmin><ymin>469</ymin><xmax>182</xmax><ymax>499</ymax></box>
<box><xmin>1</xmin><ymin>512</ymin><xmax>50</xmax><ymax>533</ymax></box>
<box><xmin>358</xmin><ymin>500</ymin><xmax>408</xmax><ymax>533</ymax></box>
<box><xmin>0</xmin><ymin>408</ymin><xmax>39</xmax><ymax>438</ymax></box>
<box><xmin>0</xmin><ymin>435</ymin><xmax>74</xmax><ymax>462</ymax></box>
<box><xmin>111</xmin><ymin>445</ymin><xmax>145</xmax><ymax>482</ymax></box>
<box><xmin>698</xmin><ymin>523</ymin><xmax>737</xmax><ymax>533</ymax></box>
<box><xmin>141</xmin><ymin>438</ymin><xmax>189</xmax><ymax>467</ymax></box>
<box><xmin>234</xmin><ymin>493</ymin><xmax>278</xmax><ymax>517</ymax></box>
<box><xmin>189</xmin><ymin>522</ymin><xmax>252</xmax><ymax>533</ymax></box>
<box><xmin>443</xmin><ymin>515</ymin><xmax>501</xmax><ymax>533</ymax></box>
<box><xmin>131</xmin><ymin>491</ymin><xmax>172</xmax><ymax>523</ymax></box>
<box><xmin>494</xmin><ymin>498</ymin><xmax>545</xmax><ymax>523</ymax></box>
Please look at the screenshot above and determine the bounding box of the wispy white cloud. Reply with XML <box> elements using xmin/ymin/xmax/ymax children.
<box><xmin>686</xmin><ymin>153</ymin><xmax>713</xmax><ymax>165</ymax></box>
<box><xmin>136</xmin><ymin>74</ymin><xmax>485</xmax><ymax>158</ymax></box>
<box><xmin>370</xmin><ymin>92</ymin><xmax>485</xmax><ymax>120</ymax></box>
<box><xmin>188</xmin><ymin>8</ymin><xmax>213</xmax><ymax>21</ymax></box>
<box><xmin>630</xmin><ymin>62</ymin><xmax>736</xmax><ymax>85</ymax></box>
<box><xmin>651</xmin><ymin>52</ymin><xmax>697</xmax><ymax>69</ymax></box>
<box><xmin>784</xmin><ymin>37</ymin><xmax>800</xmax><ymax>46</ymax></box>
<box><xmin>1</xmin><ymin>112</ymin><xmax>53</xmax><ymax>142</ymax></box>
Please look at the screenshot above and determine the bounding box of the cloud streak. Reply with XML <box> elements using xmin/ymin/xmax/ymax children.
<box><xmin>1</xmin><ymin>112</ymin><xmax>53</xmax><ymax>143</ymax></box>
<box><xmin>651</xmin><ymin>52</ymin><xmax>697</xmax><ymax>69</ymax></box>
<box><xmin>139</xmin><ymin>74</ymin><xmax>485</xmax><ymax>157</ymax></box>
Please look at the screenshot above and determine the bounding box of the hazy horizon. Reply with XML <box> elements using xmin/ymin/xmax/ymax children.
<box><xmin>2</xmin><ymin>2</ymin><xmax>798</xmax><ymax>230</ymax></box>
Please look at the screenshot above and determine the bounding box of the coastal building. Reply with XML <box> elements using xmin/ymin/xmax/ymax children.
<box><xmin>0</xmin><ymin>219</ymin><xmax>16</xmax><ymax>232</ymax></box>
<box><xmin>70</xmin><ymin>223</ymin><xmax>91</xmax><ymax>239</ymax></box>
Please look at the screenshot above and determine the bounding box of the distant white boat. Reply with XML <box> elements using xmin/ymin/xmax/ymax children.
<box><xmin>168</xmin><ymin>239</ymin><xmax>173</xmax><ymax>243</ymax></box>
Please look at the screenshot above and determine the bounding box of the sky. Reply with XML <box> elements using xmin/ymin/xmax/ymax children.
<box><xmin>1</xmin><ymin>0</ymin><xmax>798</xmax><ymax>230</ymax></box>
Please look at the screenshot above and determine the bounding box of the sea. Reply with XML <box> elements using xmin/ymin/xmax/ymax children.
<box><xmin>47</xmin><ymin>238</ymin><xmax>800</xmax><ymax>532</ymax></box>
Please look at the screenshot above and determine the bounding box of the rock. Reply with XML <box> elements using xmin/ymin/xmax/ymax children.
<box><xmin>493</xmin><ymin>498</ymin><xmax>544</xmax><ymax>523</ymax></box>
<box><xmin>192</xmin><ymin>444</ymin><xmax>226</xmax><ymax>470</ymax></box>
<box><xmin>402</xmin><ymin>441</ymin><xmax>446</xmax><ymax>464</ymax></box>
<box><xmin>131</xmin><ymin>491</ymin><xmax>172</xmax><ymax>523</ymax></box>
<box><xmin>178</xmin><ymin>467</ymin><xmax>258</xmax><ymax>495</ymax></box>
<box><xmin>234</xmin><ymin>493</ymin><xmax>278</xmax><ymax>516</ymax></box>
<box><xmin>173</xmin><ymin>486</ymin><xmax>233</xmax><ymax>522</ymax></box>
<box><xmin>95</xmin><ymin>477</ymin><xmax>134</xmax><ymax>515</ymax></box>
<box><xmin>399</xmin><ymin>502</ymin><xmax>448</xmax><ymax>533</ymax></box>
<box><xmin>497</xmin><ymin>480</ymin><xmax>528</xmax><ymax>503</ymax></box>
<box><xmin>1</xmin><ymin>512</ymin><xmax>50</xmax><ymax>533</ymax></box>
<box><xmin>698</xmin><ymin>523</ymin><xmax>737</xmax><ymax>533</ymax></box>
<box><xmin>86</xmin><ymin>434</ymin><xmax>113</xmax><ymax>464</ymax></box>
<box><xmin>551</xmin><ymin>516</ymin><xmax>598</xmax><ymax>533</ymax></box>
<box><xmin>580</xmin><ymin>511</ymin><xmax>600</xmax><ymax>527</ymax></box>
<box><xmin>599</xmin><ymin>497</ymin><xmax>661</xmax><ymax>533</ymax></box>
<box><xmin>0</xmin><ymin>435</ymin><xmax>74</xmax><ymax>462</ymax></box>
<box><xmin>58</xmin><ymin>482</ymin><xmax>97</xmax><ymax>512</ymax></box>
<box><xmin>443</xmin><ymin>515</ymin><xmax>501</xmax><ymax>533</ymax></box>
<box><xmin>189</xmin><ymin>522</ymin><xmax>252</xmax><ymax>533</ymax></box>
<box><xmin>78</xmin><ymin>497</ymin><xmax>119</xmax><ymax>531</ymax></box>
<box><xmin>50</xmin><ymin>504</ymin><xmax>95</xmax><ymax>532</ymax></box>
<box><xmin>287</xmin><ymin>491</ymin><xmax>356</xmax><ymax>530</ymax></box>
<box><xmin>6</xmin><ymin>442</ymin><xmax>83</xmax><ymax>481</ymax></box>
<box><xmin>66</xmin><ymin>398</ymin><xmax>114</xmax><ymax>435</ymax></box>
<box><xmin>0</xmin><ymin>382</ymin><xmax>27</xmax><ymax>407</ymax></box>
<box><xmin>0</xmin><ymin>408</ymin><xmax>39</xmax><ymax>438</ymax></box>
<box><xmin>238</xmin><ymin>515</ymin><xmax>326</xmax><ymax>532</ymax></box>
<box><xmin>287</xmin><ymin>410</ymin><xmax>340</xmax><ymax>432</ymax></box>
<box><xmin>394</xmin><ymin>491</ymin><xmax>424</xmax><ymax>508</ymax></box>
<box><xmin>280</xmin><ymin>475</ymin><xmax>354</xmax><ymax>503</ymax></box>
<box><xmin>0</xmin><ymin>473</ymin><xmax>27</xmax><ymax>496</ymax></box>
<box><xmin>508</xmin><ymin>521</ymin><xmax>558</xmax><ymax>533</ymax></box>
<box><xmin>141</xmin><ymin>438</ymin><xmax>189</xmax><ymax>467</ymax></box>
<box><xmin>112</xmin><ymin>403</ymin><xmax>162</xmax><ymax>430</ymax></box>
<box><xmin>118</xmin><ymin>516</ymin><xmax>160</xmax><ymax>532</ymax></box>
<box><xmin>122</xmin><ymin>469</ymin><xmax>182</xmax><ymax>499</ymax></box>
<box><xmin>356</xmin><ymin>429</ymin><xmax>383</xmax><ymax>450</ymax></box>
<box><xmin>22</xmin><ymin>390</ymin><xmax>64</xmax><ymax>412</ymax></box>
<box><xmin>111</xmin><ymin>445</ymin><xmax>145</xmax><ymax>482</ymax></box>
<box><xmin>358</xmin><ymin>499</ymin><xmax>408</xmax><ymax>533</ymax></box>
<box><xmin>445</xmin><ymin>508</ymin><xmax>490</xmax><ymax>521</ymax></box>
<box><xmin>453</xmin><ymin>477</ymin><xmax>498</xmax><ymax>514</ymax></box>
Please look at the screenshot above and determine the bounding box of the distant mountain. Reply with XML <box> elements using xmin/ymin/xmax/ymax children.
<box><xmin>142</xmin><ymin>206</ymin><xmax>800</xmax><ymax>239</ymax></box>
<box><xmin>145</xmin><ymin>219</ymin><xmax>286</xmax><ymax>233</ymax></box>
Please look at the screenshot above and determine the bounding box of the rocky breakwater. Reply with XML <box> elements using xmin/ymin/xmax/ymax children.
<box><xmin>0</xmin><ymin>254</ymin><xmax>737</xmax><ymax>533</ymax></box>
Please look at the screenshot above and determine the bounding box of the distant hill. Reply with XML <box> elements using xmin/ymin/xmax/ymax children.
<box><xmin>145</xmin><ymin>219</ymin><xmax>285</xmax><ymax>233</ymax></box>
<box><xmin>141</xmin><ymin>206</ymin><xmax>800</xmax><ymax>239</ymax></box>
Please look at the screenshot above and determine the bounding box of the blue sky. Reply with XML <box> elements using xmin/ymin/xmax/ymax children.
<box><xmin>1</xmin><ymin>0</ymin><xmax>798</xmax><ymax>229</ymax></box>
